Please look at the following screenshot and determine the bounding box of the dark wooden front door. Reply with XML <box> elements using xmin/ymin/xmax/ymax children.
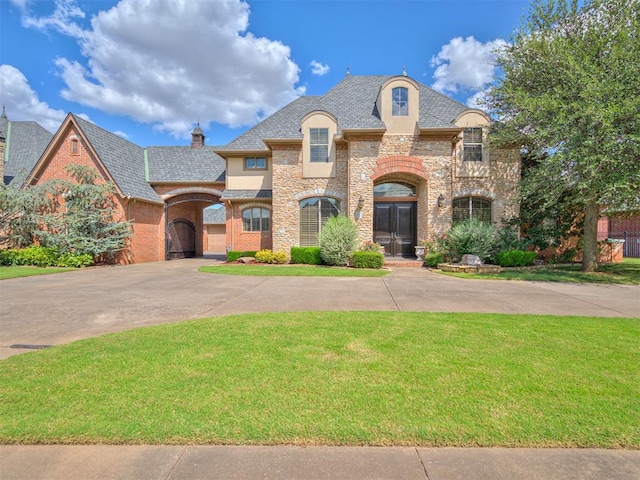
<box><xmin>374</xmin><ymin>202</ymin><xmax>417</xmax><ymax>257</ymax></box>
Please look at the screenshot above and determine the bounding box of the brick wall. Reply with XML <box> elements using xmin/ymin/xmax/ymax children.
<box><xmin>226</xmin><ymin>201</ymin><xmax>272</xmax><ymax>252</ymax></box>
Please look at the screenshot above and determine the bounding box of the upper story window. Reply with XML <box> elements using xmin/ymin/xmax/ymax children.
<box><xmin>242</xmin><ymin>207</ymin><xmax>270</xmax><ymax>232</ymax></box>
<box><xmin>392</xmin><ymin>87</ymin><xmax>408</xmax><ymax>116</ymax></box>
<box><xmin>244</xmin><ymin>157</ymin><xmax>267</xmax><ymax>170</ymax></box>
<box><xmin>463</xmin><ymin>128</ymin><xmax>483</xmax><ymax>162</ymax></box>
<box><xmin>310</xmin><ymin>128</ymin><xmax>329</xmax><ymax>162</ymax></box>
<box><xmin>70</xmin><ymin>137</ymin><xmax>79</xmax><ymax>155</ymax></box>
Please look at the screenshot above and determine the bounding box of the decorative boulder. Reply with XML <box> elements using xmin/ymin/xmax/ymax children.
<box><xmin>237</xmin><ymin>256</ymin><xmax>257</xmax><ymax>264</ymax></box>
<box><xmin>460</xmin><ymin>254</ymin><xmax>482</xmax><ymax>266</ymax></box>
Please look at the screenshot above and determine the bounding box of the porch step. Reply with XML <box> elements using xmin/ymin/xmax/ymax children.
<box><xmin>384</xmin><ymin>259</ymin><xmax>425</xmax><ymax>268</ymax></box>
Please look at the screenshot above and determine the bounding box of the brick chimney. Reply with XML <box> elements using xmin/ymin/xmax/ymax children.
<box><xmin>191</xmin><ymin>122</ymin><xmax>205</xmax><ymax>148</ymax></box>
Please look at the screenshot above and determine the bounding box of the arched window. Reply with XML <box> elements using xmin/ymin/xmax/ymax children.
<box><xmin>242</xmin><ymin>207</ymin><xmax>270</xmax><ymax>232</ymax></box>
<box><xmin>300</xmin><ymin>197</ymin><xmax>340</xmax><ymax>246</ymax></box>
<box><xmin>453</xmin><ymin>197</ymin><xmax>492</xmax><ymax>224</ymax></box>
<box><xmin>374</xmin><ymin>182</ymin><xmax>416</xmax><ymax>198</ymax></box>
<box><xmin>392</xmin><ymin>87</ymin><xmax>408</xmax><ymax>116</ymax></box>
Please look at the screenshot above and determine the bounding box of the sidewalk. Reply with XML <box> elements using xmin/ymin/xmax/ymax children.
<box><xmin>2</xmin><ymin>445</ymin><xmax>639</xmax><ymax>480</ymax></box>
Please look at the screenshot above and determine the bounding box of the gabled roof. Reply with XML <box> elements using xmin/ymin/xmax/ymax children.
<box><xmin>146</xmin><ymin>146</ymin><xmax>225</xmax><ymax>183</ymax></box>
<box><xmin>1</xmin><ymin>116</ymin><xmax>54</xmax><ymax>185</ymax></box>
<box><xmin>221</xmin><ymin>75</ymin><xmax>469</xmax><ymax>152</ymax></box>
<box><xmin>70</xmin><ymin>115</ymin><xmax>162</xmax><ymax>204</ymax></box>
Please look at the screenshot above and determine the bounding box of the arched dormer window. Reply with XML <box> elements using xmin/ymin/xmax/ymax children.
<box><xmin>392</xmin><ymin>87</ymin><xmax>408</xmax><ymax>116</ymax></box>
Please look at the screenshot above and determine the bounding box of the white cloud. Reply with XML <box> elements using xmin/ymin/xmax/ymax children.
<box><xmin>430</xmin><ymin>36</ymin><xmax>507</xmax><ymax>94</ymax></box>
<box><xmin>21</xmin><ymin>0</ymin><xmax>304</xmax><ymax>137</ymax></box>
<box><xmin>114</xmin><ymin>130</ymin><xmax>129</xmax><ymax>139</ymax></box>
<box><xmin>9</xmin><ymin>0</ymin><xmax>28</xmax><ymax>9</ymax></box>
<box><xmin>310</xmin><ymin>60</ymin><xmax>330</xmax><ymax>76</ymax></box>
<box><xmin>22</xmin><ymin>0</ymin><xmax>86</xmax><ymax>38</ymax></box>
<box><xmin>0</xmin><ymin>64</ymin><xmax>66</xmax><ymax>133</ymax></box>
<box><xmin>465</xmin><ymin>90</ymin><xmax>486</xmax><ymax>110</ymax></box>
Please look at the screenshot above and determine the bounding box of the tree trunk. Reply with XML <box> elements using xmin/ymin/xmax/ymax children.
<box><xmin>582</xmin><ymin>200</ymin><xmax>599</xmax><ymax>272</ymax></box>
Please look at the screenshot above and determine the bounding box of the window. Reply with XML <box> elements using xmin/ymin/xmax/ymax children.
<box><xmin>463</xmin><ymin>128</ymin><xmax>483</xmax><ymax>161</ymax></box>
<box><xmin>452</xmin><ymin>197</ymin><xmax>492</xmax><ymax>224</ymax></box>
<box><xmin>310</xmin><ymin>128</ymin><xmax>329</xmax><ymax>162</ymax></box>
<box><xmin>242</xmin><ymin>207</ymin><xmax>270</xmax><ymax>232</ymax></box>
<box><xmin>374</xmin><ymin>182</ymin><xmax>416</xmax><ymax>198</ymax></box>
<box><xmin>244</xmin><ymin>157</ymin><xmax>267</xmax><ymax>170</ymax></box>
<box><xmin>392</xmin><ymin>87</ymin><xmax>408</xmax><ymax>116</ymax></box>
<box><xmin>71</xmin><ymin>138</ymin><xmax>79</xmax><ymax>155</ymax></box>
<box><xmin>300</xmin><ymin>197</ymin><xmax>340</xmax><ymax>246</ymax></box>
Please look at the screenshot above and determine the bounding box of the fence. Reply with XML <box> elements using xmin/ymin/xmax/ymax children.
<box><xmin>608</xmin><ymin>231</ymin><xmax>640</xmax><ymax>258</ymax></box>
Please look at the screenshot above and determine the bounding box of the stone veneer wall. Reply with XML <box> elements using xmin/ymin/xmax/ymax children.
<box><xmin>270</xmin><ymin>134</ymin><xmax>520</xmax><ymax>253</ymax></box>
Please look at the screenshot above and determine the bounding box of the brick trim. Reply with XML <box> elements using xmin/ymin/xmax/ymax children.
<box><xmin>371</xmin><ymin>155</ymin><xmax>428</xmax><ymax>181</ymax></box>
<box><xmin>160</xmin><ymin>187</ymin><xmax>224</xmax><ymax>200</ymax></box>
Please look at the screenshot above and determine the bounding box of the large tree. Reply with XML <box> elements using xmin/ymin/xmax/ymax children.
<box><xmin>486</xmin><ymin>0</ymin><xmax>640</xmax><ymax>271</ymax></box>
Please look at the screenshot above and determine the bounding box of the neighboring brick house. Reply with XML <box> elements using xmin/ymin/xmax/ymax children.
<box><xmin>597</xmin><ymin>206</ymin><xmax>640</xmax><ymax>258</ymax></box>
<box><xmin>216</xmin><ymin>74</ymin><xmax>520</xmax><ymax>257</ymax></box>
<box><xmin>1</xmin><ymin>73</ymin><xmax>521</xmax><ymax>262</ymax></box>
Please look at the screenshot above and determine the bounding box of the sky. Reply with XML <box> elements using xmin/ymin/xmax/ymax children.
<box><xmin>0</xmin><ymin>0</ymin><xmax>532</xmax><ymax>147</ymax></box>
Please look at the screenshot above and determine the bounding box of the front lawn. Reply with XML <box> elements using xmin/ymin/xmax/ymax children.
<box><xmin>1</xmin><ymin>312</ymin><xmax>637</xmax><ymax>448</ymax></box>
<box><xmin>0</xmin><ymin>266</ymin><xmax>75</xmax><ymax>280</ymax></box>
<box><xmin>439</xmin><ymin>258</ymin><xmax>640</xmax><ymax>285</ymax></box>
<box><xmin>200</xmin><ymin>264</ymin><xmax>389</xmax><ymax>277</ymax></box>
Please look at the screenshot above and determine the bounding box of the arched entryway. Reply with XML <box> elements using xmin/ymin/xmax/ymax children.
<box><xmin>163</xmin><ymin>189</ymin><xmax>222</xmax><ymax>260</ymax></box>
<box><xmin>373</xmin><ymin>179</ymin><xmax>418</xmax><ymax>258</ymax></box>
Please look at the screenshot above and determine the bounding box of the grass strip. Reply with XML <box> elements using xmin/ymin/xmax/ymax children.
<box><xmin>199</xmin><ymin>264</ymin><xmax>389</xmax><ymax>277</ymax></box>
<box><xmin>1</xmin><ymin>312</ymin><xmax>638</xmax><ymax>448</ymax></box>
<box><xmin>0</xmin><ymin>266</ymin><xmax>75</xmax><ymax>280</ymax></box>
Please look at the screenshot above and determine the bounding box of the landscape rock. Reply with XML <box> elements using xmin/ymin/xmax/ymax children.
<box><xmin>460</xmin><ymin>254</ymin><xmax>482</xmax><ymax>266</ymax></box>
<box><xmin>237</xmin><ymin>257</ymin><xmax>257</xmax><ymax>264</ymax></box>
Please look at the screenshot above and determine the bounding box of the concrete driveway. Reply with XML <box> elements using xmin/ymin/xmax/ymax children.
<box><xmin>1</xmin><ymin>257</ymin><xmax>638</xmax><ymax>358</ymax></box>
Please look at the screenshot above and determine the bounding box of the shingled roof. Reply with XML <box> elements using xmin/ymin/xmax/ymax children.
<box><xmin>1</xmin><ymin>116</ymin><xmax>53</xmax><ymax>185</ymax></box>
<box><xmin>72</xmin><ymin>115</ymin><xmax>162</xmax><ymax>204</ymax></box>
<box><xmin>146</xmin><ymin>146</ymin><xmax>225</xmax><ymax>183</ymax></box>
<box><xmin>221</xmin><ymin>75</ymin><xmax>469</xmax><ymax>151</ymax></box>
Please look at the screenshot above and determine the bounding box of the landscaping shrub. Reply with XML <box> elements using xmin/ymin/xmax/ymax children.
<box><xmin>0</xmin><ymin>245</ymin><xmax>94</xmax><ymax>267</ymax></box>
<box><xmin>424</xmin><ymin>252</ymin><xmax>444</xmax><ymax>268</ymax></box>
<box><xmin>360</xmin><ymin>241</ymin><xmax>383</xmax><ymax>253</ymax></box>
<box><xmin>290</xmin><ymin>247</ymin><xmax>323</xmax><ymax>265</ymax></box>
<box><xmin>226</xmin><ymin>251</ymin><xmax>257</xmax><ymax>262</ymax></box>
<box><xmin>447</xmin><ymin>218</ymin><xmax>498</xmax><ymax>262</ymax></box>
<box><xmin>352</xmin><ymin>251</ymin><xmax>384</xmax><ymax>269</ymax></box>
<box><xmin>319</xmin><ymin>215</ymin><xmax>358</xmax><ymax>266</ymax></box>
<box><xmin>255</xmin><ymin>249</ymin><xmax>289</xmax><ymax>264</ymax></box>
<box><xmin>495</xmin><ymin>249</ymin><xmax>537</xmax><ymax>267</ymax></box>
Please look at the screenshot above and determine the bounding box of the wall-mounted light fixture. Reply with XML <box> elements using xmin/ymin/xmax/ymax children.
<box><xmin>357</xmin><ymin>196</ymin><xmax>365</xmax><ymax>210</ymax></box>
<box><xmin>437</xmin><ymin>193</ymin><xmax>445</xmax><ymax>208</ymax></box>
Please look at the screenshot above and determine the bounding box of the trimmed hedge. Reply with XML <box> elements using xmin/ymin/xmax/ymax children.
<box><xmin>424</xmin><ymin>252</ymin><xmax>444</xmax><ymax>268</ymax></box>
<box><xmin>226</xmin><ymin>251</ymin><xmax>258</xmax><ymax>262</ymax></box>
<box><xmin>0</xmin><ymin>245</ymin><xmax>93</xmax><ymax>268</ymax></box>
<box><xmin>495</xmin><ymin>249</ymin><xmax>537</xmax><ymax>267</ymax></box>
<box><xmin>255</xmin><ymin>249</ymin><xmax>289</xmax><ymax>264</ymax></box>
<box><xmin>352</xmin><ymin>251</ymin><xmax>384</xmax><ymax>269</ymax></box>
<box><xmin>290</xmin><ymin>247</ymin><xmax>323</xmax><ymax>265</ymax></box>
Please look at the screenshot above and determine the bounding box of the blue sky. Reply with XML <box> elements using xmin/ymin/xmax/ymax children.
<box><xmin>1</xmin><ymin>0</ymin><xmax>531</xmax><ymax>147</ymax></box>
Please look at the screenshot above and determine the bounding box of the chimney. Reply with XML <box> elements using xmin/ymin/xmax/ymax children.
<box><xmin>191</xmin><ymin>122</ymin><xmax>205</xmax><ymax>148</ymax></box>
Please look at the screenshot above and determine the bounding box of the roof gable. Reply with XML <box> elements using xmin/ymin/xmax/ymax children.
<box><xmin>2</xmin><ymin>118</ymin><xmax>53</xmax><ymax>185</ymax></box>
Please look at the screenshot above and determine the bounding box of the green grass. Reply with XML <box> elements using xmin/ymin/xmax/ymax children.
<box><xmin>0</xmin><ymin>265</ymin><xmax>75</xmax><ymax>280</ymax></box>
<box><xmin>200</xmin><ymin>264</ymin><xmax>389</xmax><ymax>277</ymax></box>
<box><xmin>439</xmin><ymin>258</ymin><xmax>640</xmax><ymax>285</ymax></box>
<box><xmin>1</xmin><ymin>312</ymin><xmax>638</xmax><ymax>448</ymax></box>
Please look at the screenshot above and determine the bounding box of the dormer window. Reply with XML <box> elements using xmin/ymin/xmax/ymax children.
<box><xmin>463</xmin><ymin>128</ymin><xmax>483</xmax><ymax>162</ymax></box>
<box><xmin>392</xmin><ymin>87</ymin><xmax>408</xmax><ymax>116</ymax></box>
<box><xmin>310</xmin><ymin>128</ymin><xmax>329</xmax><ymax>162</ymax></box>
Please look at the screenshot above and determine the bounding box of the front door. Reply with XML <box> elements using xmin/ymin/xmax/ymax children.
<box><xmin>167</xmin><ymin>218</ymin><xmax>196</xmax><ymax>259</ymax></box>
<box><xmin>374</xmin><ymin>202</ymin><xmax>417</xmax><ymax>257</ymax></box>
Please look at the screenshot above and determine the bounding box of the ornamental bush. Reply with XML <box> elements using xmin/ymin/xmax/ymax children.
<box><xmin>255</xmin><ymin>249</ymin><xmax>288</xmax><ymax>264</ymax></box>
<box><xmin>0</xmin><ymin>245</ymin><xmax>94</xmax><ymax>267</ymax></box>
<box><xmin>424</xmin><ymin>252</ymin><xmax>444</xmax><ymax>268</ymax></box>
<box><xmin>496</xmin><ymin>249</ymin><xmax>537</xmax><ymax>267</ymax></box>
<box><xmin>318</xmin><ymin>215</ymin><xmax>358</xmax><ymax>266</ymax></box>
<box><xmin>447</xmin><ymin>218</ymin><xmax>498</xmax><ymax>262</ymax></box>
<box><xmin>352</xmin><ymin>251</ymin><xmax>384</xmax><ymax>269</ymax></box>
<box><xmin>226</xmin><ymin>251</ymin><xmax>257</xmax><ymax>262</ymax></box>
<box><xmin>290</xmin><ymin>247</ymin><xmax>323</xmax><ymax>265</ymax></box>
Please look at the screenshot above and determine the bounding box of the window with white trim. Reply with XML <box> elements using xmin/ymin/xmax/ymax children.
<box><xmin>242</xmin><ymin>207</ymin><xmax>270</xmax><ymax>232</ymax></box>
<box><xmin>309</xmin><ymin>128</ymin><xmax>329</xmax><ymax>162</ymax></box>
<box><xmin>300</xmin><ymin>197</ymin><xmax>340</xmax><ymax>246</ymax></box>
<box><xmin>463</xmin><ymin>128</ymin><xmax>483</xmax><ymax>162</ymax></box>
<box><xmin>392</xmin><ymin>87</ymin><xmax>408</xmax><ymax>116</ymax></box>
<box><xmin>244</xmin><ymin>157</ymin><xmax>267</xmax><ymax>170</ymax></box>
<box><xmin>452</xmin><ymin>197</ymin><xmax>492</xmax><ymax>224</ymax></box>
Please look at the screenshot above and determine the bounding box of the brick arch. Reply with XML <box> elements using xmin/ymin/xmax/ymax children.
<box><xmin>371</xmin><ymin>156</ymin><xmax>428</xmax><ymax>181</ymax></box>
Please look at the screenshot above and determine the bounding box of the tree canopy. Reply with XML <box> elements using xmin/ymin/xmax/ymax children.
<box><xmin>486</xmin><ymin>0</ymin><xmax>640</xmax><ymax>271</ymax></box>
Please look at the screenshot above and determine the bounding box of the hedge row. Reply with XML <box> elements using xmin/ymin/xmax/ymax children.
<box><xmin>0</xmin><ymin>245</ymin><xmax>94</xmax><ymax>268</ymax></box>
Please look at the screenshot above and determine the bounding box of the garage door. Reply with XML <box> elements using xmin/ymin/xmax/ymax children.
<box><xmin>206</xmin><ymin>225</ymin><xmax>226</xmax><ymax>253</ymax></box>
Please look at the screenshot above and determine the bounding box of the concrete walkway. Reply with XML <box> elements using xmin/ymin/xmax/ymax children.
<box><xmin>1</xmin><ymin>258</ymin><xmax>639</xmax><ymax>479</ymax></box>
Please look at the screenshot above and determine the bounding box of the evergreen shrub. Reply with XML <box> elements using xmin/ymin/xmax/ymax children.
<box><xmin>424</xmin><ymin>252</ymin><xmax>444</xmax><ymax>268</ymax></box>
<box><xmin>447</xmin><ymin>218</ymin><xmax>498</xmax><ymax>262</ymax></box>
<box><xmin>290</xmin><ymin>247</ymin><xmax>323</xmax><ymax>265</ymax></box>
<box><xmin>352</xmin><ymin>251</ymin><xmax>384</xmax><ymax>269</ymax></box>
<box><xmin>495</xmin><ymin>250</ymin><xmax>537</xmax><ymax>267</ymax></box>
<box><xmin>319</xmin><ymin>215</ymin><xmax>358</xmax><ymax>266</ymax></box>
<box><xmin>255</xmin><ymin>249</ymin><xmax>288</xmax><ymax>264</ymax></box>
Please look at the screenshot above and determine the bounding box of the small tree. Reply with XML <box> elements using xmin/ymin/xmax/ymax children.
<box><xmin>447</xmin><ymin>218</ymin><xmax>498</xmax><ymax>262</ymax></box>
<box><xmin>38</xmin><ymin>165</ymin><xmax>132</xmax><ymax>262</ymax></box>
<box><xmin>318</xmin><ymin>215</ymin><xmax>358</xmax><ymax>266</ymax></box>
